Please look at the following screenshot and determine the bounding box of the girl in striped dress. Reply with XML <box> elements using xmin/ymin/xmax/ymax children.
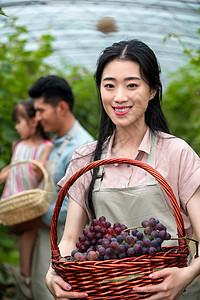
<box><xmin>0</xmin><ymin>98</ymin><xmax>53</xmax><ymax>298</ymax></box>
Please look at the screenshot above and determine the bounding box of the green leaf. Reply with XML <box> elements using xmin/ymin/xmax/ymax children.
<box><xmin>0</xmin><ymin>7</ymin><xmax>8</xmax><ymax>17</ymax></box>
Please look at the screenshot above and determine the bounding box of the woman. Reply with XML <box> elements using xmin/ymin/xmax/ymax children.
<box><xmin>46</xmin><ymin>39</ymin><xmax>200</xmax><ymax>299</ymax></box>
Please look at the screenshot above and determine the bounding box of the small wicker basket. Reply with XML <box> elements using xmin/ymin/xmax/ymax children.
<box><xmin>51</xmin><ymin>158</ymin><xmax>189</xmax><ymax>299</ymax></box>
<box><xmin>0</xmin><ymin>160</ymin><xmax>50</xmax><ymax>226</ymax></box>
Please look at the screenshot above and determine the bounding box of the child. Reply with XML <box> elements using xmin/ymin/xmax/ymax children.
<box><xmin>0</xmin><ymin>98</ymin><xmax>53</xmax><ymax>299</ymax></box>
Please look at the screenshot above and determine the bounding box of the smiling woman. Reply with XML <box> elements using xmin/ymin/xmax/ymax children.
<box><xmin>100</xmin><ymin>60</ymin><xmax>156</xmax><ymax>135</ymax></box>
<box><xmin>46</xmin><ymin>39</ymin><xmax>200</xmax><ymax>300</ymax></box>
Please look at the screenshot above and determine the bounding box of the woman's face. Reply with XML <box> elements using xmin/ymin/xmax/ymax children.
<box><xmin>100</xmin><ymin>59</ymin><xmax>156</xmax><ymax>130</ymax></box>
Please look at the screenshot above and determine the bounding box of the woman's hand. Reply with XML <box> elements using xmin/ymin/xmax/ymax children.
<box><xmin>46</xmin><ymin>266</ymin><xmax>88</xmax><ymax>299</ymax></box>
<box><xmin>132</xmin><ymin>266</ymin><xmax>193</xmax><ymax>300</ymax></box>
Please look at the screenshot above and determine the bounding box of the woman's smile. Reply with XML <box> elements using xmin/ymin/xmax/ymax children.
<box><xmin>113</xmin><ymin>106</ymin><xmax>132</xmax><ymax>115</ymax></box>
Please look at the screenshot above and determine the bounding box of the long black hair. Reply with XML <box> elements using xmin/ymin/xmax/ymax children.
<box><xmin>88</xmin><ymin>39</ymin><xmax>170</xmax><ymax>219</ymax></box>
<box><xmin>12</xmin><ymin>98</ymin><xmax>49</xmax><ymax>140</ymax></box>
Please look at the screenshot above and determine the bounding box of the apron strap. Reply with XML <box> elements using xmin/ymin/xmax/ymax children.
<box><xmin>53</xmin><ymin>121</ymin><xmax>80</xmax><ymax>164</ymax></box>
<box><xmin>146</xmin><ymin>133</ymin><xmax>157</xmax><ymax>185</ymax></box>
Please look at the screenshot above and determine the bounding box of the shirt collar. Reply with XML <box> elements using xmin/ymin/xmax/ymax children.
<box><xmin>107</xmin><ymin>127</ymin><xmax>151</xmax><ymax>157</ymax></box>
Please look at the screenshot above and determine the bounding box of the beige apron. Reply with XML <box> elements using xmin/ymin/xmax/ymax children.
<box><xmin>92</xmin><ymin>135</ymin><xmax>200</xmax><ymax>299</ymax></box>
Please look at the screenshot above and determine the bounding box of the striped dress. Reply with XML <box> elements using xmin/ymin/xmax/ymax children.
<box><xmin>2</xmin><ymin>142</ymin><xmax>45</xmax><ymax>199</ymax></box>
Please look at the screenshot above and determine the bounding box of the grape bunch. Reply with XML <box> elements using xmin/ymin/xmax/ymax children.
<box><xmin>70</xmin><ymin>216</ymin><xmax>171</xmax><ymax>262</ymax></box>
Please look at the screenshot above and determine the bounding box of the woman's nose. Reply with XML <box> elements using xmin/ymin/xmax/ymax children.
<box><xmin>114</xmin><ymin>88</ymin><xmax>128</xmax><ymax>102</ymax></box>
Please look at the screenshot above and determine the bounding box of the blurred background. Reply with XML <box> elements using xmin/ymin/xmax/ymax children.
<box><xmin>0</xmin><ymin>0</ymin><xmax>199</xmax><ymax>298</ymax></box>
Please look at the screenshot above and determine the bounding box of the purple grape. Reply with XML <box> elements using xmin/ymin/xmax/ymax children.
<box><xmin>126</xmin><ymin>235</ymin><xmax>135</xmax><ymax>244</ymax></box>
<box><xmin>151</xmin><ymin>240</ymin><xmax>158</xmax><ymax>248</ymax></box>
<box><xmin>118</xmin><ymin>244</ymin><xmax>125</xmax><ymax>253</ymax></box>
<box><xmin>76</xmin><ymin>241</ymin><xmax>82</xmax><ymax>249</ymax></box>
<box><xmin>159</xmin><ymin>230</ymin><xmax>167</xmax><ymax>240</ymax></box>
<box><xmin>124</xmin><ymin>242</ymin><xmax>131</xmax><ymax>250</ymax></box>
<box><xmin>106</xmin><ymin>222</ymin><xmax>111</xmax><ymax>229</ymax></box>
<box><xmin>115</xmin><ymin>227</ymin><xmax>122</xmax><ymax>235</ymax></box>
<box><xmin>144</xmin><ymin>226</ymin><xmax>153</xmax><ymax>235</ymax></box>
<box><xmin>83</xmin><ymin>228</ymin><xmax>89</xmax><ymax>236</ymax></box>
<box><xmin>106</xmin><ymin>248</ymin><xmax>112</xmax><ymax>256</ymax></box>
<box><xmin>107</xmin><ymin>227</ymin><xmax>115</xmax><ymax>235</ymax></box>
<box><xmin>101</xmin><ymin>221</ymin><xmax>107</xmax><ymax>228</ymax></box>
<box><xmin>133</xmin><ymin>243</ymin><xmax>142</xmax><ymax>254</ymax></box>
<box><xmin>79</xmin><ymin>235</ymin><xmax>86</xmax><ymax>242</ymax></box>
<box><xmin>110</xmin><ymin>241</ymin><xmax>119</xmax><ymax>250</ymax></box>
<box><xmin>104</xmin><ymin>254</ymin><xmax>111</xmax><ymax>260</ymax></box>
<box><xmin>127</xmin><ymin>247</ymin><xmax>136</xmax><ymax>257</ymax></box>
<box><xmin>110</xmin><ymin>237</ymin><xmax>117</xmax><ymax>242</ymax></box>
<box><xmin>136</xmin><ymin>231</ymin><xmax>144</xmax><ymax>240</ymax></box>
<box><xmin>87</xmin><ymin>232</ymin><xmax>95</xmax><ymax>240</ymax></box>
<box><xmin>148</xmin><ymin>218</ymin><xmax>157</xmax><ymax>228</ymax></box>
<box><xmin>113</xmin><ymin>222</ymin><xmax>121</xmax><ymax>229</ymax></box>
<box><xmin>94</xmin><ymin>225</ymin><xmax>102</xmax><ymax>233</ymax></box>
<box><xmin>141</xmin><ymin>220</ymin><xmax>149</xmax><ymax>228</ymax></box>
<box><xmin>117</xmin><ymin>235</ymin><xmax>124</xmax><ymax>244</ymax></box>
<box><xmin>101</xmin><ymin>238</ymin><xmax>110</xmax><ymax>249</ymax></box>
<box><xmin>79</xmin><ymin>244</ymin><xmax>87</xmax><ymax>253</ymax></box>
<box><xmin>71</xmin><ymin>249</ymin><xmax>78</xmax><ymax>257</ymax></box>
<box><xmin>136</xmin><ymin>240</ymin><xmax>144</xmax><ymax>247</ymax></box>
<box><xmin>131</xmin><ymin>229</ymin><xmax>138</xmax><ymax>236</ymax></box>
<box><xmin>92</xmin><ymin>219</ymin><xmax>100</xmax><ymax>226</ymax></box>
<box><xmin>141</xmin><ymin>247</ymin><xmax>149</xmax><ymax>255</ymax></box>
<box><xmin>156</xmin><ymin>222</ymin><xmax>166</xmax><ymax>231</ymax></box>
<box><xmin>121</xmin><ymin>231</ymin><xmax>129</xmax><ymax>238</ymax></box>
<box><xmin>98</xmin><ymin>246</ymin><xmax>106</xmax><ymax>256</ymax></box>
<box><xmin>121</xmin><ymin>224</ymin><xmax>127</xmax><ymax>231</ymax></box>
<box><xmin>155</xmin><ymin>237</ymin><xmax>163</xmax><ymax>245</ymax></box>
<box><xmin>143</xmin><ymin>237</ymin><xmax>151</xmax><ymax>247</ymax></box>
<box><xmin>151</xmin><ymin>230</ymin><xmax>159</xmax><ymax>239</ymax></box>
<box><xmin>148</xmin><ymin>247</ymin><xmax>157</xmax><ymax>256</ymax></box>
<box><xmin>165</xmin><ymin>232</ymin><xmax>171</xmax><ymax>240</ymax></box>
<box><xmin>99</xmin><ymin>216</ymin><xmax>106</xmax><ymax>223</ymax></box>
<box><xmin>87</xmin><ymin>250</ymin><xmax>98</xmax><ymax>261</ymax></box>
<box><xmin>101</xmin><ymin>228</ymin><xmax>107</xmax><ymax>235</ymax></box>
<box><xmin>95</xmin><ymin>232</ymin><xmax>102</xmax><ymax>240</ymax></box>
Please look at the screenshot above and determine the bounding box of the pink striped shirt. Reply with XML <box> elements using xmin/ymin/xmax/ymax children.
<box><xmin>2</xmin><ymin>142</ymin><xmax>45</xmax><ymax>198</ymax></box>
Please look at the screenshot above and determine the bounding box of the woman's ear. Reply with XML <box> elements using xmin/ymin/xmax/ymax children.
<box><xmin>149</xmin><ymin>89</ymin><xmax>157</xmax><ymax>100</ymax></box>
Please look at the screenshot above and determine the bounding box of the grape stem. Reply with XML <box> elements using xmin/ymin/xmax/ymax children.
<box><xmin>123</xmin><ymin>226</ymin><xmax>143</xmax><ymax>232</ymax></box>
<box><xmin>170</xmin><ymin>237</ymin><xmax>199</xmax><ymax>258</ymax></box>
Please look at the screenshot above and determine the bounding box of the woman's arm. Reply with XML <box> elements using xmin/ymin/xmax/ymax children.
<box><xmin>131</xmin><ymin>186</ymin><xmax>200</xmax><ymax>300</ymax></box>
<box><xmin>46</xmin><ymin>197</ymin><xmax>89</xmax><ymax>299</ymax></box>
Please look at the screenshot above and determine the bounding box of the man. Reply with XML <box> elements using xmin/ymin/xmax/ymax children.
<box><xmin>15</xmin><ymin>75</ymin><xmax>94</xmax><ymax>299</ymax></box>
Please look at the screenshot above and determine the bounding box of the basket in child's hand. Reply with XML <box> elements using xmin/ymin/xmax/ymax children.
<box><xmin>0</xmin><ymin>160</ymin><xmax>50</xmax><ymax>226</ymax></box>
<box><xmin>51</xmin><ymin>158</ymin><xmax>189</xmax><ymax>299</ymax></box>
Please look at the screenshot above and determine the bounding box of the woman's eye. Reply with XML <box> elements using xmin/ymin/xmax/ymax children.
<box><xmin>105</xmin><ymin>83</ymin><xmax>114</xmax><ymax>88</ymax></box>
<box><xmin>128</xmin><ymin>83</ymin><xmax>136</xmax><ymax>88</ymax></box>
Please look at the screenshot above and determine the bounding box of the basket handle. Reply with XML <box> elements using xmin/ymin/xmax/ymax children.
<box><xmin>1</xmin><ymin>160</ymin><xmax>49</xmax><ymax>192</ymax></box>
<box><xmin>51</xmin><ymin>158</ymin><xmax>187</xmax><ymax>260</ymax></box>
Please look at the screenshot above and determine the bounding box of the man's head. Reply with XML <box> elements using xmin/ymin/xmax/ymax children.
<box><xmin>29</xmin><ymin>75</ymin><xmax>74</xmax><ymax>111</ymax></box>
<box><xmin>29</xmin><ymin>75</ymin><xmax>75</xmax><ymax>136</ymax></box>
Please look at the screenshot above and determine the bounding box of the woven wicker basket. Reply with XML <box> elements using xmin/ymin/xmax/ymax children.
<box><xmin>51</xmin><ymin>158</ymin><xmax>189</xmax><ymax>299</ymax></box>
<box><xmin>0</xmin><ymin>160</ymin><xmax>50</xmax><ymax>226</ymax></box>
